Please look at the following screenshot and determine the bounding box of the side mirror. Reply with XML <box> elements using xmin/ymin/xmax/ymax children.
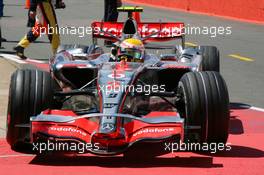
<box><xmin>111</xmin><ymin>47</ymin><xmax>117</xmax><ymax>56</ymax></box>
<box><xmin>160</xmin><ymin>54</ymin><xmax>178</xmax><ymax>61</ymax></box>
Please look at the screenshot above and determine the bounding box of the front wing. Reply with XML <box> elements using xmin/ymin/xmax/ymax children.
<box><xmin>31</xmin><ymin>110</ymin><xmax>184</xmax><ymax>155</ymax></box>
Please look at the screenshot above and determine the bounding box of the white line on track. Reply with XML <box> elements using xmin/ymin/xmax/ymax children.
<box><xmin>250</xmin><ymin>106</ymin><xmax>264</xmax><ymax>113</ymax></box>
<box><xmin>0</xmin><ymin>54</ymin><xmax>26</xmax><ymax>64</ymax></box>
<box><xmin>26</xmin><ymin>58</ymin><xmax>46</xmax><ymax>64</ymax></box>
<box><xmin>0</xmin><ymin>154</ymin><xmax>34</xmax><ymax>158</ymax></box>
<box><xmin>0</xmin><ymin>54</ymin><xmax>46</xmax><ymax>64</ymax></box>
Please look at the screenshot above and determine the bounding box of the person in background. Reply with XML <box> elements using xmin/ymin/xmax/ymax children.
<box><xmin>14</xmin><ymin>0</ymin><xmax>65</xmax><ymax>59</ymax></box>
<box><xmin>0</xmin><ymin>0</ymin><xmax>3</xmax><ymax>17</ymax></box>
<box><xmin>104</xmin><ymin>0</ymin><xmax>122</xmax><ymax>46</ymax></box>
<box><xmin>104</xmin><ymin>0</ymin><xmax>122</xmax><ymax>22</ymax></box>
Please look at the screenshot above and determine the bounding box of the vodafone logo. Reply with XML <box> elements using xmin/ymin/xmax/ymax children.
<box><xmin>50</xmin><ymin>127</ymin><xmax>87</xmax><ymax>137</ymax></box>
<box><xmin>97</xmin><ymin>26</ymin><xmax>182</xmax><ymax>37</ymax></box>
<box><xmin>133</xmin><ymin>127</ymin><xmax>175</xmax><ymax>137</ymax></box>
<box><xmin>92</xmin><ymin>22</ymin><xmax>184</xmax><ymax>38</ymax></box>
<box><xmin>108</xmin><ymin>73</ymin><xmax>125</xmax><ymax>79</ymax></box>
<box><xmin>139</xmin><ymin>25</ymin><xmax>183</xmax><ymax>37</ymax></box>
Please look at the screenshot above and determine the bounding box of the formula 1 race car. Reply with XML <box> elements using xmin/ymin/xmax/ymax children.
<box><xmin>6</xmin><ymin>7</ymin><xmax>229</xmax><ymax>155</ymax></box>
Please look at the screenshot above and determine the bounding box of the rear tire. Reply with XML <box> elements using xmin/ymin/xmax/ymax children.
<box><xmin>177</xmin><ymin>71</ymin><xmax>229</xmax><ymax>144</ymax></box>
<box><xmin>200</xmin><ymin>46</ymin><xmax>220</xmax><ymax>72</ymax></box>
<box><xmin>6</xmin><ymin>69</ymin><xmax>54</xmax><ymax>151</ymax></box>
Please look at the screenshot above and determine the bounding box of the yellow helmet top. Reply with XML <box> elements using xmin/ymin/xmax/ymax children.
<box><xmin>120</xmin><ymin>38</ymin><xmax>144</xmax><ymax>49</ymax></box>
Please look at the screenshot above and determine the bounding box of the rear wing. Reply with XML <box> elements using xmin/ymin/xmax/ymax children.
<box><xmin>91</xmin><ymin>6</ymin><xmax>185</xmax><ymax>48</ymax></box>
<box><xmin>117</xmin><ymin>6</ymin><xmax>144</xmax><ymax>13</ymax></box>
<box><xmin>91</xmin><ymin>22</ymin><xmax>185</xmax><ymax>42</ymax></box>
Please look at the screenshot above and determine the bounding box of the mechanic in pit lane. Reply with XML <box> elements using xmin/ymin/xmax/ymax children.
<box><xmin>14</xmin><ymin>0</ymin><xmax>65</xmax><ymax>59</ymax></box>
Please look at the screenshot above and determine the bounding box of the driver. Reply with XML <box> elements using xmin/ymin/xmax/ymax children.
<box><xmin>111</xmin><ymin>38</ymin><xmax>145</xmax><ymax>62</ymax></box>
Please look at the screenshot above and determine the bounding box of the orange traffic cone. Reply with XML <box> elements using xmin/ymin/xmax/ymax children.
<box><xmin>25</xmin><ymin>0</ymin><xmax>30</xmax><ymax>9</ymax></box>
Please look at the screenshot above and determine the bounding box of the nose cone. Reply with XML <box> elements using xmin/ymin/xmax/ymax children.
<box><xmin>101</xmin><ymin>123</ymin><xmax>116</xmax><ymax>133</ymax></box>
<box><xmin>91</xmin><ymin>127</ymin><xmax>127</xmax><ymax>150</ymax></box>
<box><xmin>98</xmin><ymin>62</ymin><xmax>139</xmax><ymax>134</ymax></box>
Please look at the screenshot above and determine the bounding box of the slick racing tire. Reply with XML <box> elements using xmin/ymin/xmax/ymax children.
<box><xmin>6</xmin><ymin>69</ymin><xmax>54</xmax><ymax>151</ymax></box>
<box><xmin>177</xmin><ymin>71</ymin><xmax>229</xmax><ymax>144</ymax></box>
<box><xmin>200</xmin><ymin>46</ymin><xmax>220</xmax><ymax>72</ymax></box>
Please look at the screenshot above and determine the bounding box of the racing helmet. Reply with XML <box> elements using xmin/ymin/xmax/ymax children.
<box><xmin>118</xmin><ymin>38</ymin><xmax>145</xmax><ymax>62</ymax></box>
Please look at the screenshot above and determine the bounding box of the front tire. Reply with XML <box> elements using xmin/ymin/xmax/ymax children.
<box><xmin>177</xmin><ymin>71</ymin><xmax>229</xmax><ymax>144</ymax></box>
<box><xmin>6</xmin><ymin>69</ymin><xmax>54</xmax><ymax>151</ymax></box>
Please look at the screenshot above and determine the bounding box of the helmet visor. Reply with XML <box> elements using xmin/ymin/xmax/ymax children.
<box><xmin>120</xmin><ymin>48</ymin><xmax>142</xmax><ymax>60</ymax></box>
